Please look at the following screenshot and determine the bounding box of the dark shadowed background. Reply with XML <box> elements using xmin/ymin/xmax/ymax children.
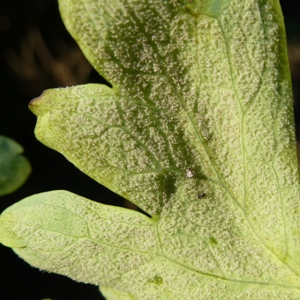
<box><xmin>0</xmin><ymin>1</ymin><xmax>299</xmax><ymax>299</ymax></box>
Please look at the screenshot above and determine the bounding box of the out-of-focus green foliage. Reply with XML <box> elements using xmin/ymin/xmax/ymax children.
<box><xmin>0</xmin><ymin>135</ymin><xmax>31</xmax><ymax>196</ymax></box>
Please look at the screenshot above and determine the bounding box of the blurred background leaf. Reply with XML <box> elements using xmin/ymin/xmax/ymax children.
<box><xmin>0</xmin><ymin>135</ymin><xmax>30</xmax><ymax>196</ymax></box>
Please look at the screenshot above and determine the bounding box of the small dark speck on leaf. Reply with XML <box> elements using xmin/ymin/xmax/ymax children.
<box><xmin>148</xmin><ymin>274</ymin><xmax>163</xmax><ymax>285</ymax></box>
<box><xmin>197</xmin><ymin>193</ymin><xmax>206</xmax><ymax>199</ymax></box>
<box><xmin>209</xmin><ymin>236</ymin><xmax>218</xmax><ymax>245</ymax></box>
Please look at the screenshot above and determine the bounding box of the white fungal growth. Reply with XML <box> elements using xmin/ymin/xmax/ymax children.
<box><xmin>186</xmin><ymin>169</ymin><xmax>194</xmax><ymax>178</ymax></box>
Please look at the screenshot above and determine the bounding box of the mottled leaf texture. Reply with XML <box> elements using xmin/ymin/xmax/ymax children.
<box><xmin>1</xmin><ymin>0</ymin><xmax>300</xmax><ymax>299</ymax></box>
<box><xmin>0</xmin><ymin>135</ymin><xmax>31</xmax><ymax>196</ymax></box>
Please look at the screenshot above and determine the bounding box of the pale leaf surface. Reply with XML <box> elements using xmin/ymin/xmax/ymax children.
<box><xmin>1</xmin><ymin>0</ymin><xmax>300</xmax><ymax>299</ymax></box>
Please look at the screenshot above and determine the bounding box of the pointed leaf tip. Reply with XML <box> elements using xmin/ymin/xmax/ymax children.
<box><xmin>0</xmin><ymin>190</ymin><xmax>158</xmax><ymax>287</ymax></box>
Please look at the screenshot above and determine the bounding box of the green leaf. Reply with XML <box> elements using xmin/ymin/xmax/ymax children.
<box><xmin>1</xmin><ymin>0</ymin><xmax>300</xmax><ymax>299</ymax></box>
<box><xmin>0</xmin><ymin>135</ymin><xmax>31</xmax><ymax>196</ymax></box>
